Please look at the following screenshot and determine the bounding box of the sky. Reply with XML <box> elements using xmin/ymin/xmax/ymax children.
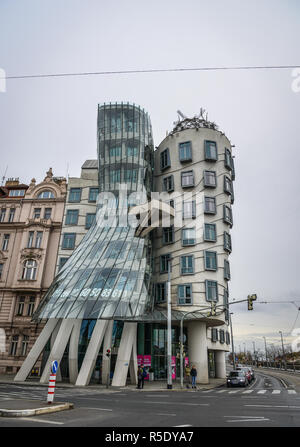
<box><xmin>0</xmin><ymin>0</ymin><xmax>300</xmax><ymax>355</ymax></box>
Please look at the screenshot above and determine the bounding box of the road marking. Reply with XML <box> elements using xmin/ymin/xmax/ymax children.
<box><xmin>228</xmin><ymin>390</ymin><xmax>239</xmax><ymax>394</ymax></box>
<box><xmin>145</xmin><ymin>394</ymin><xmax>170</xmax><ymax>397</ymax></box>
<box><xmin>257</xmin><ymin>390</ymin><xmax>267</xmax><ymax>394</ymax></box>
<box><xmin>245</xmin><ymin>405</ymin><xmax>300</xmax><ymax>409</ymax></box>
<box><xmin>288</xmin><ymin>390</ymin><xmax>297</xmax><ymax>394</ymax></box>
<box><xmin>216</xmin><ymin>390</ymin><xmax>227</xmax><ymax>393</ymax></box>
<box><xmin>173</xmin><ymin>424</ymin><xmax>193</xmax><ymax>427</ymax></box>
<box><xmin>156</xmin><ymin>413</ymin><xmax>176</xmax><ymax>416</ymax></box>
<box><xmin>80</xmin><ymin>407</ymin><xmax>113</xmax><ymax>411</ymax></box>
<box><xmin>242</xmin><ymin>390</ymin><xmax>254</xmax><ymax>394</ymax></box>
<box><xmin>272</xmin><ymin>390</ymin><xmax>281</xmax><ymax>394</ymax></box>
<box><xmin>145</xmin><ymin>401</ymin><xmax>209</xmax><ymax>406</ymax></box>
<box><xmin>19</xmin><ymin>417</ymin><xmax>64</xmax><ymax>425</ymax></box>
<box><xmin>226</xmin><ymin>418</ymin><xmax>270</xmax><ymax>423</ymax></box>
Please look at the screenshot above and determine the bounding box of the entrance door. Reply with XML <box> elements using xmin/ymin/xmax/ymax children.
<box><xmin>208</xmin><ymin>350</ymin><xmax>216</xmax><ymax>378</ymax></box>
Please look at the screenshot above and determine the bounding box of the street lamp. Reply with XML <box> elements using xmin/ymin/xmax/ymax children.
<box><xmin>279</xmin><ymin>331</ymin><xmax>286</xmax><ymax>370</ymax></box>
<box><xmin>229</xmin><ymin>312</ymin><xmax>236</xmax><ymax>370</ymax></box>
<box><xmin>263</xmin><ymin>336</ymin><xmax>268</xmax><ymax>367</ymax></box>
<box><xmin>167</xmin><ymin>259</ymin><xmax>172</xmax><ymax>389</ymax></box>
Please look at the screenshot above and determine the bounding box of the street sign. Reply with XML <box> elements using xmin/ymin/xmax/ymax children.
<box><xmin>51</xmin><ymin>360</ymin><xmax>58</xmax><ymax>374</ymax></box>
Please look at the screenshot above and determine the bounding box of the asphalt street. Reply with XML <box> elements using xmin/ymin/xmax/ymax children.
<box><xmin>0</xmin><ymin>370</ymin><xmax>300</xmax><ymax>427</ymax></box>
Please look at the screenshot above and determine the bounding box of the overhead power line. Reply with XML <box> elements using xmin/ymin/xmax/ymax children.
<box><xmin>1</xmin><ymin>64</ymin><xmax>300</xmax><ymax>80</ymax></box>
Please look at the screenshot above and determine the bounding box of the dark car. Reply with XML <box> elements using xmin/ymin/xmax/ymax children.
<box><xmin>226</xmin><ymin>370</ymin><xmax>249</xmax><ymax>387</ymax></box>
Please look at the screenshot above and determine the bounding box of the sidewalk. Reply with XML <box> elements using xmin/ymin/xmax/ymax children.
<box><xmin>0</xmin><ymin>375</ymin><xmax>225</xmax><ymax>417</ymax></box>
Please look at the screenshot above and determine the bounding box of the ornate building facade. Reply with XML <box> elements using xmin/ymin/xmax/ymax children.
<box><xmin>0</xmin><ymin>170</ymin><xmax>66</xmax><ymax>375</ymax></box>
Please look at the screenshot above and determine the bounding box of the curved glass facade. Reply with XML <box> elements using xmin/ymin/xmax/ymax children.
<box><xmin>34</xmin><ymin>103</ymin><xmax>154</xmax><ymax>320</ymax></box>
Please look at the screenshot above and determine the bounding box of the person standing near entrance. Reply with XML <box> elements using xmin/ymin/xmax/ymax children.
<box><xmin>190</xmin><ymin>365</ymin><xmax>197</xmax><ymax>389</ymax></box>
<box><xmin>137</xmin><ymin>365</ymin><xmax>143</xmax><ymax>389</ymax></box>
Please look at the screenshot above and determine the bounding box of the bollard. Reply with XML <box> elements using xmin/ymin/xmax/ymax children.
<box><xmin>47</xmin><ymin>373</ymin><xmax>57</xmax><ymax>404</ymax></box>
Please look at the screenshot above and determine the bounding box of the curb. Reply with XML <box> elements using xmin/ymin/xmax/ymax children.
<box><xmin>0</xmin><ymin>402</ymin><xmax>74</xmax><ymax>418</ymax></box>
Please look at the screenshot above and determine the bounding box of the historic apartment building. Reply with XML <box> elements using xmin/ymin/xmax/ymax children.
<box><xmin>0</xmin><ymin>170</ymin><xmax>66</xmax><ymax>375</ymax></box>
<box><xmin>56</xmin><ymin>160</ymin><xmax>99</xmax><ymax>275</ymax></box>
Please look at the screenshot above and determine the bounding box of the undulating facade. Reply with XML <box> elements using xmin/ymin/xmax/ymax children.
<box><xmin>15</xmin><ymin>104</ymin><xmax>235</xmax><ymax>386</ymax></box>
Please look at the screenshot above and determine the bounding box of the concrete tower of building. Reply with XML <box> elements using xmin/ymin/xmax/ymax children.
<box><xmin>153</xmin><ymin>111</ymin><xmax>235</xmax><ymax>382</ymax></box>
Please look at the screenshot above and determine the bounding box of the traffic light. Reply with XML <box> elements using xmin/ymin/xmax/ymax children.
<box><xmin>106</xmin><ymin>349</ymin><xmax>111</xmax><ymax>358</ymax></box>
<box><xmin>247</xmin><ymin>294</ymin><xmax>257</xmax><ymax>311</ymax></box>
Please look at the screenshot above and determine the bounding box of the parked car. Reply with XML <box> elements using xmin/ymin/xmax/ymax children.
<box><xmin>236</xmin><ymin>366</ymin><xmax>252</xmax><ymax>382</ymax></box>
<box><xmin>227</xmin><ymin>370</ymin><xmax>249</xmax><ymax>387</ymax></box>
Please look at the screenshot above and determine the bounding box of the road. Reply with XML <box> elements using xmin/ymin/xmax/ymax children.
<box><xmin>0</xmin><ymin>369</ymin><xmax>300</xmax><ymax>427</ymax></box>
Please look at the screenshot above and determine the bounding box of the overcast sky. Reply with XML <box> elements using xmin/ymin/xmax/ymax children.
<box><xmin>1</xmin><ymin>0</ymin><xmax>300</xmax><ymax>355</ymax></box>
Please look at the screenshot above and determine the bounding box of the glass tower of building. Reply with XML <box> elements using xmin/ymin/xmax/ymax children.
<box><xmin>33</xmin><ymin>103</ymin><xmax>154</xmax><ymax>321</ymax></box>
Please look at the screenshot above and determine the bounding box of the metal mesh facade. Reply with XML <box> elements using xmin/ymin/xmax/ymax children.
<box><xmin>34</xmin><ymin>103</ymin><xmax>154</xmax><ymax>321</ymax></box>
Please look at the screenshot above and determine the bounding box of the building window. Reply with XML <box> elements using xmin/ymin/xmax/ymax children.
<box><xmin>35</xmin><ymin>232</ymin><xmax>43</xmax><ymax>249</ymax></box>
<box><xmin>211</xmin><ymin>328</ymin><xmax>218</xmax><ymax>342</ymax></box>
<box><xmin>44</xmin><ymin>208</ymin><xmax>52</xmax><ymax>220</ymax></box>
<box><xmin>156</xmin><ymin>283</ymin><xmax>167</xmax><ymax>303</ymax></box>
<box><xmin>0</xmin><ymin>208</ymin><xmax>6</xmax><ymax>222</ymax></box>
<box><xmin>178</xmin><ymin>284</ymin><xmax>192</xmax><ymax>305</ymax></box>
<box><xmin>69</xmin><ymin>187</ymin><xmax>82</xmax><ymax>203</ymax></box>
<box><xmin>8</xmin><ymin>208</ymin><xmax>15</xmax><ymax>222</ymax></box>
<box><xmin>181</xmin><ymin>171</ymin><xmax>194</xmax><ymax>188</ymax></box>
<box><xmin>88</xmin><ymin>187</ymin><xmax>99</xmax><ymax>203</ymax></box>
<box><xmin>27</xmin><ymin>231</ymin><xmax>34</xmax><ymax>248</ymax></box>
<box><xmin>183</xmin><ymin>201</ymin><xmax>196</xmax><ymax>219</ymax></box>
<box><xmin>223</xmin><ymin>205</ymin><xmax>233</xmax><ymax>226</ymax></box>
<box><xmin>224</xmin><ymin>176</ymin><xmax>233</xmax><ymax>195</ymax></box>
<box><xmin>22</xmin><ymin>259</ymin><xmax>37</xmax><ymax>280</ymax></box>
<box><xmin>0</xmin><ymin>263</ymin><xmax>3</xmax><ymax>280</ymax></box>
<box><xmin>179</xmin><ymin>141</ymin><xmax>192</xmax><ymax>162</ymax></box>
<box><xmin>182</xmin><ymin>227</ymin><xmax>196</xmax><ymax>246</ymax></box>
<box><xmin>2</xmin><ymin>234</ymin><xmax>10</xmax><ymax>251</ymax></box>
<box><xmin>58</xmin><ymin>257</ymin><xmax>69</xmax><ymax>271</ymax></box>
<box><xmin>224</xmin><ymin>260</ymin><xmax>231</xmax><ymax>280</ymax></box>
<box><xmin>205</xmin><ymin>140</ymin><xmax>217</xmax><ymax>161</ymax></box>
<box><xmin>21</xmin><ymin>335</ymin><xmax>29</xmax><ymax>356</ymax></box>
<box><xmin>231</xmin><ymin>157</ymin><xmax>235</xmax><ymax>181</ymax></box>
<box><xmin>8</xmin><ymin>189</ymin><xmax>25</xmax><ymax>197</ymax></box>
<box><xmin>66</xmin><ymin>209</ymin><xmax>79</xmax><ymax>225</ymax></box>
<box><xmin>163</xmin><ymin>175</ymin><xmax>174</xmax><ymax>192</ymax></box>
<box><xmin>109</xmin><ymin>146</ymin><xmax>121</xmax><ymax>157</ymax></box>
<box><xmin>204</xmin><ymin>223</ymin><xmax>217</xmax><ymax>242</ymax></box>
<box><xmin>33</xmin><ymin>208</ymin><xmax>41</xmax><ymax>219</ymax></box>
<box><xmin>126</xmin><ymin>146</ymin><xmax>138</xmax><ymax>157</ymax></box>
<box><xmin>224</xmin><ymin>148</ymin><xmax>232</xmax><ymax>170</ymax></box>
<box><xmin>204</xmin><ymin>197</ymin><xmax>216</xmax><ymax>214</ymax></box>
<box><xmin>162</xmin><ymin>226</ymin><xmax>174</xmax><ymax>245</ymax></box>
<box><xmin>226</xmin><ymin>331</ymin><xmax>230</xmax><ymax>345</ymax></box>
<box><xmin>86</xmin><ymin>213</ymin><xmax>96</xmax><ymax>229</ymax></box>
<box><xmin>27</xmin><ymin>296</ymin><xmax>35</xmax><ymax>316</ymax></box>
<box><xmin>160</xmin><ymin>254</ymin><xmax>171</xmax><ymax>274</ymax></box>
<box><xmin>224</xmin><ymin>232</ymin><xmax>232</xmax><ymax>253</ymax></box>
<box><xmin>181</xmin><ymin>255</ymin><xmax>194</xmax><ymax>275</ymax></box>
<box><xmin>224</xmin><ymin>289</ymin><xmax>229</xmax><ymax>321</ymax></box>
<box><xmin>10</xmin><ymin>335</ymin><xmax>19</xmax><ymax>356</ymax></box>
<box><xmin>38</xmin><ymin>190</ymin><xmax>55</xmax><ymax>199</ymax></box>
<box><xmin>62</xmin><ymin>233</ymin><xmax>76</xmax><ymax>250</ymax></box>
<box><xmin>204</xmin><ymin>170</ymin><xmax>217</xmax><ymax>188</ymax></box>
<box><xmin>204</xmin><ymin>251</ymin><xmax>218</xmax><ymax>271</ymax></box>
<box><xmin>124</xmin><ymin>169</ymin><xmax>138</xmax><ymax>183</ymax></box>
<box><xmin>205</xmin><ymin>280</ymin><xmax>218</xmax><ymax>302</ymax></box>
<box><xmin>160</xmin><ymin>148</ymin><xmax>170</xmax><ymax>171</ymax></box>
<box><xmin>219</xmin><ymin>330</ymin><xmax>225</xmax><ymax>344</ymax></box>
<box><xmin>16</xmin><ymin>296</ymin><xmax>25</xmax><ymax>316</ymax></box>
<box><xmin>110</xmin><ymin>169</ymin><xmax>121</xmax><ymax>183</ymax></box>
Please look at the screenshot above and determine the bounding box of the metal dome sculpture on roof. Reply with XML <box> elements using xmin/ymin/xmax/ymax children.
<box><xmin>170</xmin><ymin>108</ymin><xmax>219</xmax><ymax>135</ymax></box>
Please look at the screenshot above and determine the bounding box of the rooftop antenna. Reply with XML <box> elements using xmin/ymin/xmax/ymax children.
<box><xmin>177</xmin><ymin>110</ymin><xmax>187</xmax><ymax>121</ymax></box>
<box><xmin>1</xmin><ymin>165</ymin><xmax>8</xmax><ymax>186</ymax></box>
